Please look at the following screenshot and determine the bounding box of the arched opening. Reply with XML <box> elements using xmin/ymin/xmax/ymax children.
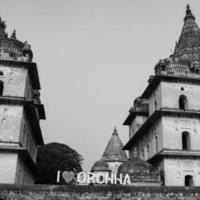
<box><xmin>154</xmin><ymin>100</ymin><xmax>157</xmax><ymax>109</ymax></box>
<box><xmin>160</xmin><ymin>170</ymin><xmax>165</xmax><ymax>186</ymax></box>
<box><xmin>155</xmin><ymin>136</ymin><xmax>158</xmax><ymax>153</ymax></box>
<box><xmin>0</xmin><ymin>71</ymin><xmax>3</xmax><ymax>76</ymax></box>
<box><xmin>141</xmin><ymin>147</ymin><xmax>144</xmax><ymax>159</ymax></box>
<box><xmin>179</xmin><ymin>95</ymin><xmax>187</xmax><ymax>110</ymax></box>
<box><xmin>185</xmin><ymin>175</ymin><xmax>194</xmax><ymax>186</ymax></box>
<box><xmin>182</xmin><ymin>131</ymin><xmax>190</xmax><ymax>150</ymax></box>
<box><xmin>0</xmin><ymin>81</ymin><xmax>4</xmax><ymax>95</ymax></box>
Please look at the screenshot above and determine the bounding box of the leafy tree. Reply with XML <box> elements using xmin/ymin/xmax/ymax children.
<box><xmin>35</xmin><ymin>142</ymin><xmax>83</xmax><ymax>184</ymax></box>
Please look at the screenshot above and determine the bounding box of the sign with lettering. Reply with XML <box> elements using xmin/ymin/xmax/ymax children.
<box><xmin>57</xmin><ymin>171</ymin><xmax>131</xmax><ymax>185</ymax></box>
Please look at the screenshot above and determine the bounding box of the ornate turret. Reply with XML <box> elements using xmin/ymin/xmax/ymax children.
<box><xmin>0</xmin><ymin>17</ymin><xmax>33</xmax><ymax>62</ymax></box>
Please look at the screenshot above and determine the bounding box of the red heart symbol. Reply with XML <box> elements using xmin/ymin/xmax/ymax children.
<box><xmin>62</xmin><ymin>171</ymin><xmax>75</xmax><ymax>183</ymax></box>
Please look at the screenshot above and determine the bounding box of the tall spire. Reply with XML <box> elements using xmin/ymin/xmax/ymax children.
<box><xmin>173</xmin><ymin>4</ymin><xmax>200</xmax><ymax>64</ymax></box>
<box><xmin>101</xmin><ymin>127</ymin><xmax>127</xmax><ymax>162</ymax></box>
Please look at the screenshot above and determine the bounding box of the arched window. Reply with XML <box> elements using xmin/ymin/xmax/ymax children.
<box><xmin>160</xmin><ymin>170</ymin><xmax>165</xmax><ymax>186</ymax></box>
<box><xmin>182</xmin><ymin>131</ymin><xmax>190</xmax><ymax>150</ymax></box>
<box><xmin>0</xmin><ymin>81</ymin><xmax>3</xmax><ymax>95</ymax></box>
<box><xmin>179</xmin><ymin>95</ymin><xmax>187</xmax><ymax>110</ymax></box>
<box><xmin>141</xmin><ymin>147</ymin><xmax>144</xmax><ymax>159</ymax></box>
<box><xmin>185</xmin><ymin>175</ymin><xmax>194</xmax><ymax>186</ymax></box>
<box><xmin>154</xmin><ymin>100</ymin><xmax>157</xmax><ymax>109</ymax></box>
<box><xmin>155</xmin><ymin>136</ymin><xmax>158</xmax><ymax>153</ymax></box>
<box><xmin>0</xmin><ymin>71</ymin><xmax>3</xmax><ymax>76</ymax></box>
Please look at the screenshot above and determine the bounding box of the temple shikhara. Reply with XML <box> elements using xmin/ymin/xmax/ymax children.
<box><xmin>91</xmin><ymin>127</ymin><xmax>127</xmax><ymax>176</ymax></box>
<box><xmin>123</xmin><ymin>5</ymin><xmax>200</xmax><ymax>186</ymax></box>
<box><xmin>0</xmin><ymin>17</ymin><xmax>45</xmax><ymax>184</ymax></box>
<box><xmin>91</xmin><ymin>127</ymin><xmax>161</xmax><ymax>186</ymax></box>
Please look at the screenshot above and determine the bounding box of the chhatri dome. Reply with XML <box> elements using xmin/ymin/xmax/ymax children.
<box><xmin>91</xmin><ymin>160</ymin><xmax>110</xmax><ymax>172</ymax></box>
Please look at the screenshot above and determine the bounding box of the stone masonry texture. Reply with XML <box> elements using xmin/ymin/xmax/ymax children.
<box><xmin>1</xmin><ymin>184</ymin><xmax>200</xmax><ymax>200</ymax></box>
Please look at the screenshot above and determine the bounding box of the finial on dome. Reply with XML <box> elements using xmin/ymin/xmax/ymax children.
<box><xmin>113</xmin><ymin>126</ymin><xmax>118</xmax><ymax>135</ymax></box>
<box><xmin>11</xmin><ymin>29</ymin><xmax>16</xmax><ymax>39</ymax></box>
<box><xmin>184</xmin><ymin>4</ymin><xmax>195</xmax><ymax>22</ymax></box>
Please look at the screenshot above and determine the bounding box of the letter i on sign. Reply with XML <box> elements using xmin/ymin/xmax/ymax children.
<box><xmin>57</xmin><ymin>170</ymin><xmax>61</xmax><ymax>183</ymax></box>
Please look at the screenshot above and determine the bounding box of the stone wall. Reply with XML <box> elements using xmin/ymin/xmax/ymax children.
<box><xmin>1</xmin><ymin>184</ymin><xmax>200</xmax><ymax>200</ymax></box>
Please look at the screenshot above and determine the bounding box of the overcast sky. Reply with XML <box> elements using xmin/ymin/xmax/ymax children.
<box><xmin>0</xmin><ymin>0</ymin><xmax>200</xmax><ymax>171</ymax></box>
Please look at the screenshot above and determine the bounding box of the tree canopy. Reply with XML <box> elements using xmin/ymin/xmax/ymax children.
<box><xmin>36</xmin><ymin>142</ymin><xmax>83</xmax><ymax>184</ymax></box>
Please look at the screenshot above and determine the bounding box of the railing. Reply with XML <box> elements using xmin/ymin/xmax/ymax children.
<box><xmin>156</xmin><ymin>63</ymin><xmax>200</xmax><ymax>79</ymax></box>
